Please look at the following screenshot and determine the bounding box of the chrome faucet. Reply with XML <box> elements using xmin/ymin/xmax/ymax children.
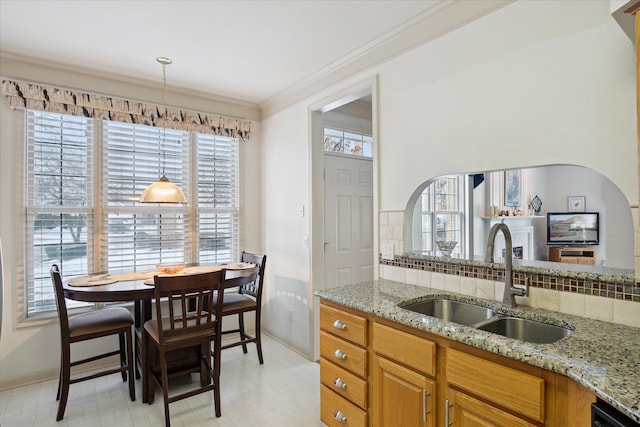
<box><xmin>485</xmin><ymin>223</ymin><xmax>528</xmax><ymax>307</ymax></box>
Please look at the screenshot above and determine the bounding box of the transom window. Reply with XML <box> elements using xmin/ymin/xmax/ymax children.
<box><xmin>323</xmin><ymin>128</ymin><xmax>372</xmax><ymax>158</ymax></box>
<box><xmin>25</xmin><ymin>110</ymin><xmax>239</xmax><ymax>315</ymax></box>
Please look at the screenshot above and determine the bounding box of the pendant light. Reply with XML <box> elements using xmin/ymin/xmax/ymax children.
<box><xmin>139</xmin><ymin>57</ymin><xmax>187</xmax><ymax>204</ymax></box>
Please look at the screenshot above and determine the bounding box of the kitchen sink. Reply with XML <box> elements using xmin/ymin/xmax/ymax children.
<box><xmin>475</xmin><ymin>317</ymin><xmax>572</xmax><ymax>344</ymax></box>
<box><xmin>401</xmin><ymin>299</ymin><xmax>498</xmax><ymax>326</ymax></box>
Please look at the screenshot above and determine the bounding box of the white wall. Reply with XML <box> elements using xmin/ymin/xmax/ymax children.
<box><xmin>0</xmin><ymin>57</ymin><xmax>262</xmax><ymax>388</ymax></box>
<box><xmin>260</xmin><ymin>105</ymin><xmax>314</xmax><ymax>355</ymax></box>
<box><xmin>378</xmin><ymin>0</ymin><xmax>637</xmax><ymax>210</ymax></box>
<box><xmin>260</xmin><ymin>0</ymin><xmax>638</xmax><ymax>358</ymax></box>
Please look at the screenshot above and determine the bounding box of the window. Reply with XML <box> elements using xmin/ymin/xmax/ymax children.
<box><xmin>27</xmin><ymin>112</ymin><xmax>94</xmax><ymax>313</ymax></box>
<box><xmin>25</xmin><ymin>110</ymin><xmax>240</xmax><ymax>316</ymax></box>
<box><xmin>323</xmin><ymin>128</ymin><xmax>372</xmax><ymax>158</ymax></box>
<box><xmin>418</xmin><ymin>175</ymin><xmax>466</xmax><ymax>257</ymax></box>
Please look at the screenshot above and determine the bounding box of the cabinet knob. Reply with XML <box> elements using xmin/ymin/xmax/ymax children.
<box><xmin>333</xmin><ymin>349</ymin><xmax>347</xmax><ymax>360</ymax></box>
<box><xmin>333</xmin><ymin>377</ymin><xmax>347</xmax><ymax>390</ymax></box>
<box><xmin>333</xmin><ymin>410</ymin><xmax>347</xmax><ymax>423</ymax></box>
<box><xmin>333</xmin><ymin>319</ymin><xmax>347</xmax><ymax>330</ymax></box>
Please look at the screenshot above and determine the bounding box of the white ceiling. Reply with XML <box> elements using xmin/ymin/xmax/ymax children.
<box><xmin>0</xmin><ymin>0</ymin><xmax>507</xmax><ymax>112</ymax></box>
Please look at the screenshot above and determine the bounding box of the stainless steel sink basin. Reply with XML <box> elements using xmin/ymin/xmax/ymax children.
<box><xmin>402</xmin><ymin>299</ymin><xmax>498</xmax><ymax>326</ymax></box>
<box><xmin>476</xmin><ymin>317</ymin><xmax>571</xmax><ymax>344</ymax></box>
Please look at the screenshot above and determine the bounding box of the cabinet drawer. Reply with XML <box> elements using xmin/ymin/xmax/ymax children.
<box><xmin>373</xmin><ymin>322</ymin><xmax>436</xmax><ymax>376</ymax></box>
<box><xmin>447</xmin><ymin>388</ymin><xmax>536</xmax><ymax>427</ymax></box>
<box><xmin>446</xmin><ymin>348</ymin><xmax>545</xmax><ymax>423</ymax></box>
<box><xmin>321</xmin><ymin>331</ymin><xmax>367</xmax><ymax>377</ymax></box>
<box><xmin>321</xmin><ymin>384</ymin><xmax>367</xmax><ymax>427</ymax></box>
<box><xmin>320</xmin><ymin>304</ymin><xmax>367</xmax><ymax>346</ymax></box>
<box><xmin>321</xmin><ymin>358</ymin><xmax>367</xmax><ymax>409</ymax></box>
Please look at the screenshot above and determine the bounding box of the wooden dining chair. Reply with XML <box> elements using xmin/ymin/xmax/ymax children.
<box><xmin>50</xmin><ymin>264</ymin><xmax>135</xmax><ymax>421</ymax></box>
<box><xmin>218</xmin><ymin>252</ymin><xmax>267</xmax><ymax>363</ymax></box>
<box><xmin>144</xmin><ymin>270</ymin><xmax>225</xmax><ymax>426</ymax></box>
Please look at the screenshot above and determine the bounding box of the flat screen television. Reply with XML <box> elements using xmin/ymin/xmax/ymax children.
<box><xmin>546</xmin><ymin>212</ymin><xmax>599</xmax><ymax>246</ymax></box>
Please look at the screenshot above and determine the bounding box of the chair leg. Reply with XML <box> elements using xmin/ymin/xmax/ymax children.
<box><xmin>125</xmin><ymin>328</ymin><xmax>136</xmax><ymax>401</ymax></box>
<box><xmin>56</xmin><ymin>345</ymin><xmax>71</xmax><ymax>421</ymax></box>
<box><xmin>56</xmin><ymin>360</ymin><xmax>62</xmax><ymax>401</ymax></box>
<box><xmin>238</xmin><ymin>313</ymin><xmax>248</xmax><ymax>354</ymax></box>
<box><xmin>158</xmin><ymin>350</ymin><xmax>171</xmax><ymax>427</ymax></box>
<box><xmin>212</xmin><ymin>336</ymin><xmax>222</xmax><ymax>418</ymax></box>
<box><xmin>119</xmin><ymin>333</ymin><xmax>127</xmax><ymax>382</ymax></box>
<box><xmin>255</xmin><ymin>311</ymin><xmax>264</xmax><ymax>364</ymax></box>
<box><xmin>145</xmin><ymin>335</ymin><xmax>155</xmax><ymax>405</ymax></box>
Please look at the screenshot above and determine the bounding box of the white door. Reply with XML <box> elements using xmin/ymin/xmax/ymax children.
<box><xmin>324</xmin><ymin>154</ymin><xmax>374</xmax><ymax>289</ymax></box>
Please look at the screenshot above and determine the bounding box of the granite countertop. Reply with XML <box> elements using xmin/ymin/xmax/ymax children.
<box><xmin>315</xmin><ymin>279</ymin><xmax>640</xmax><ymax>423</ymax></box>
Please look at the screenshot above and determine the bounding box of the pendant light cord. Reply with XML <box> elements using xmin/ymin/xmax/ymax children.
<box><xmin>160</xmin><ymin>60</ymin><xmax>167</xmax><ymax>177</ymax></box>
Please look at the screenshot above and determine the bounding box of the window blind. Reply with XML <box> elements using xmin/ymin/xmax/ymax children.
<box><xmin>26</xmin><ymin>111</ymin><xmax>94</xmax><ymax>313</ymax></box>
<box><xmin>102</xmin><ymin>121</ymin><xmax>191</xmax><ymax>273</ymax></box>
<box><xmin>196</xmin><ymin>134</ymin><xmax>239</xmax><ymax>264</ymax></box>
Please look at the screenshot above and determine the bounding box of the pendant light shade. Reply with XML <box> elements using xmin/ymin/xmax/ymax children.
<box><xmin>140</xmin><ymin>57</ymin><xmax>187</xmax><ymax>204</ymax></box>
<box><xmin>139</xmin><ymin>174</ymin><xmax>187</xmax><ymax>204</ymax></box>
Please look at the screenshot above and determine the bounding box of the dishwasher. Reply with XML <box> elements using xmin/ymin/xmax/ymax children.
<box><xmin>592</xmin><ymin>400</ymin><xmax>638</xmax><ymax>427</ymax></box>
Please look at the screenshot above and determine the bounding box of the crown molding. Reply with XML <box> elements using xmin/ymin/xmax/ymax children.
<box><xmin>260</xmin><ymin>0</ymin><xmax>511</xmax><ymax>118</ymax></box>
<box><xmin>0</xmin><ymin>50</ymin><xmax>262</xmax><ymax>121</ymax></box>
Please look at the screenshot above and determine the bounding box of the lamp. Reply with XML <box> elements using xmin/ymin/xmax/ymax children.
<box><xmin>139</xmin><ymin>57</ymin><xmax>187</xmax><ymax>204</ymax></box>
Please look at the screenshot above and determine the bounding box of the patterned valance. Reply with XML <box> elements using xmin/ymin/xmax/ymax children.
<box><xmin>2</xmin><ymin>79</ymin><xmax>251</xmax><ymax>140</ymax></box>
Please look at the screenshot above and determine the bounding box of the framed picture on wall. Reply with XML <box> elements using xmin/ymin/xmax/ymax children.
<box><xmin>504</xmin><ymin>169</ymin><xmax>521</xmax><ymax>207</ymax></box>
<box><xmin>568</xmin><ymin>196</ymin><xmax>586</xmax><ymax>212</ymax></box>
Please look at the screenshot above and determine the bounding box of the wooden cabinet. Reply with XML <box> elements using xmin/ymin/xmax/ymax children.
<box><xmin>319</xmin><ymin>300</ymin><xmax>596</xmax><ymax>426</ymax></box>
<box><xmin>320</xmin><ymin>304</ymin><xmax>368</xmax><ymax>426</ymax></box>
<box><xmin>549</xmin><ymin>246</ymin><xmax>595</xmax><ymax>265</ymax></box>
<box><xmin>446</xmin><ymin>389</ymin><xmax>536</xmax><ymax>427</ymax></box>
<box><xmin>372</xmin><ymin>323</ymin><xmax>436</xmax><ymax>427</ymax></box>
<box><xmin>446</xmin><ymin>347</ymin><xmax>544</xmax><ymax>425</ymax></box>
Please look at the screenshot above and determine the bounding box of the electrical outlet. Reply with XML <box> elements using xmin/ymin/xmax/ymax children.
<box><xmin>288</xmin><ymin>310</ymin><xmax>294</xmax><ymax>322</ymax></box>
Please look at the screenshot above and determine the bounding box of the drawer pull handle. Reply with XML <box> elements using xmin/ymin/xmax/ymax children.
<box><xmin>333</xmin><ymin>320</ymin><xmax>347</xmax><ymax>330</ymax></box>
<box><xmin>333</xmin><ymin>349</ymin><xmax>347</xmax><ymax>360</ymax></box>
<box><xmin>333</xmin><ymin>378</ymin><xmax>347</xmax><ymax>390</ymax></box>
<box><xmin>333</xmin><ymin>410</ymin><xmax>347</xmax><ymax>423</ymax></box>
<box><xmin>446</xmin><ymin>399</ymin><xmax>452</xmax><ymax>426</ymax></box>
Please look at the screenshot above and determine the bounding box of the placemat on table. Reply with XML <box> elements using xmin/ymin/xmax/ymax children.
<box><xmin>67</xmin><ymin>271</ymin><xmax>154</xmax><ymax>287</ymax></box>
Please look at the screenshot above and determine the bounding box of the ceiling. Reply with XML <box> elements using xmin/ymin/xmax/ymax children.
<box><xmin>0</xmin><ymin>0</ymin><xmax>508</xmax><ymax>113</ymax></box>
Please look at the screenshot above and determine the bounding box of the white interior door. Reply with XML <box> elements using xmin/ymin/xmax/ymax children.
<box><xmin>324</xmin><ymin>154</ymin><xmax>373</xmax><ymax>289</ymax></box>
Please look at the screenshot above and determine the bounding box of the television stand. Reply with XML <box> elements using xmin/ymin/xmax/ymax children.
<box><xmin>548</xmin><ymin>247</ymin><xmax>596</xmax><ymax>265</ymax></box>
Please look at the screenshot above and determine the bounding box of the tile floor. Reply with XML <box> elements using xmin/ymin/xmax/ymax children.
<box><xmin>0</xmin><ymin>335</ymin><xmax>323</xmax><ymax>427</ymax></box>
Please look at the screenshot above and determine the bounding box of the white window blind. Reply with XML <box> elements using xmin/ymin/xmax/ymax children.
<box><xmin>26</xmin><ymin>111</ymin><xmax>94</xmax><ymax>313</ymax></box>
<box><xmin>196</xmin><ymin>134</ymin><xmax>239</xmax><ymax>265</ymax></box>
<box><xmin>102</xmin><ymin>121</ymin><xmax>191</xmax><ymax>273</ymax></box>
<box><xmin>22</xmin><ymin>111</ymin><xmax>241</xmax><ymax>316</ymax></box>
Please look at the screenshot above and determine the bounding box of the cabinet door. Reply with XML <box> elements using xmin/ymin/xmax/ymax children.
<box><xmin>446</xmin><ymin>389</ymin><xmax>536</xmax><ymax>427</ymax></box>
<box><xmin>372</xmin><ymin>355</ymin><xmax>435</xmax><ymax>427</ymax></box>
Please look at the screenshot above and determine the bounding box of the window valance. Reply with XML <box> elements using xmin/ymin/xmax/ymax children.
<box><xmin>2</xmin><ymin>79</ymin><xmax>251</xmax><ymax>139</ymax></box>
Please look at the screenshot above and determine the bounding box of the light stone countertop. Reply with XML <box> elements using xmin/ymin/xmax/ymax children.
<box><xmin>315</xmin><ymin>279</ymin><xmax>640</xmax><ymax>423</ymax></box>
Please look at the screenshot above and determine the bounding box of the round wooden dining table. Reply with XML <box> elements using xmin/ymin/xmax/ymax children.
<box><xmin>62</xmin><ymin>263</ymin><xmax>255</xmax><ymax>402</ymax></box>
